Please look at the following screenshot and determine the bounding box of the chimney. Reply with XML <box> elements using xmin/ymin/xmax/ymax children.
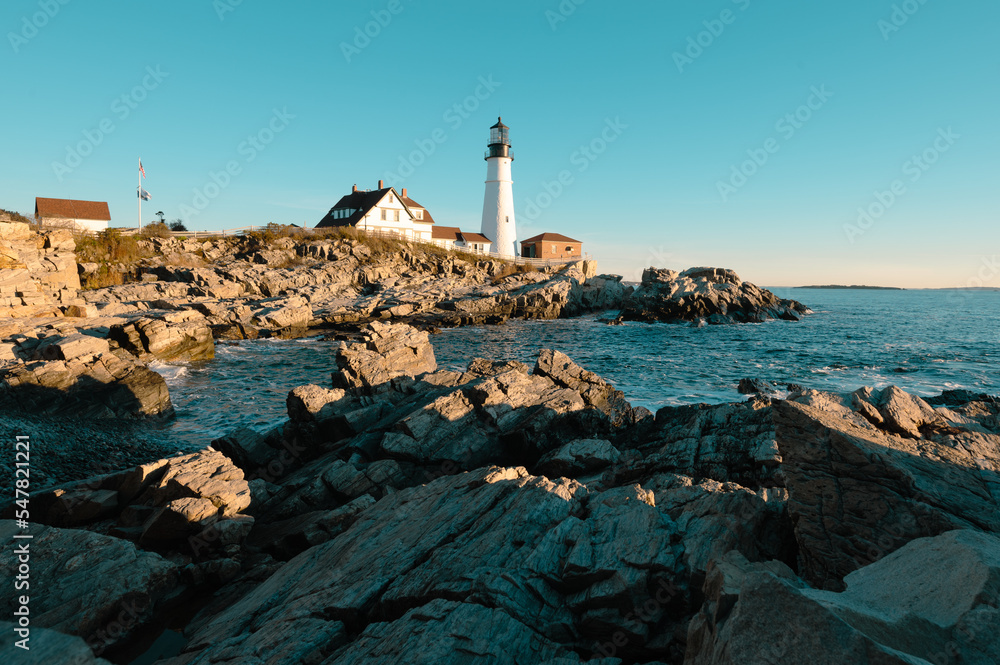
<box><xmin>352</xmin><ymin>184</ymin><xmax>357</xmax><ymax>193</ymax></box>
<box><xmin>378</xmin><ymin>179</ymin><xmax>384</xmax><ymax>189</ymax></box>
<box><xmin>401</xmin><ymin>188</ymin><xmax>407</xmax><ymax>199</ymax></box>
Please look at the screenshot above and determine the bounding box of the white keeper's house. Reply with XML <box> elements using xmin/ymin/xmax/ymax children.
<box><xmin>35</xmin><ymin>197</ymin><xmax>111</xmax><ymax>232</ymax></box>
<box><xmin>316</xmin><ymin>181</ymin><xmax>435</xmax><ymax>241</ymax></box>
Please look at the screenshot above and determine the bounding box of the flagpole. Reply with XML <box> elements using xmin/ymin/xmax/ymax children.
<box><xmin>138</xmin><ymin>157</ymin><xmax>142</xmax><ymax>230</ymax></box>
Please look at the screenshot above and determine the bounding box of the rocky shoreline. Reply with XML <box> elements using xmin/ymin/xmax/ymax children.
<box><xmin>1</xmin><ymin>223</ymin><xmax>807</xmax><ymax>424</ymax></box>
<box><xmin>10</xmin><ymin>223</ymin><xmax>996</xmax><ymax>664</ymax></box>
<box><xmin>1</xmin><ymin>321</ymin><xmax>998</xmax><ymax>665</ymax></box>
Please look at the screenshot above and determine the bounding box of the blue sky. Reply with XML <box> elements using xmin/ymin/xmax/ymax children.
<box><xmin>2</xmin><ymin>0</ymin><xmax>997</xmax><ymax>287</ymax></box>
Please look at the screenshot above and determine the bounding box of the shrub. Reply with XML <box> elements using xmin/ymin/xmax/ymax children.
<box><xmin>81</xmin><ymin>264</ymin><xmax>125</xmax><ymax>290</ymax></box>
<box><xmin>169</xmin><ymin>220</ymin><xmax>187</xmax><ymax>232</ymax></box>
<box><xmin>74</xmin><ymin>228</ymin><xmax>156</xmax><ymax>265</ymax></box>
<box><xmin>141</xmin><ymin>222</ymin><xmax>171</xmax><ymax>238</ymax></box>
<box><xmin>0</xmin><ymin>209</ymin><xmax>35</xmax><ymax>226</ymax></box>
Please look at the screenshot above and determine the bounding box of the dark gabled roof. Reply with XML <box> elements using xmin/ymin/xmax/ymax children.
<box><xmin>400</xmin><ymin>195</ymin><xmax>435</xmax><ymax>225</ymax></box>
<box><xmin>316</xmin><ymin>188</ymin><xmax>390</xmax><ymax>228</ymax></box>
<box><xmin>459</xmin><ymin>232</ymin><xmax>491</xmax><ymax>244</ymax></box>
<box><xmin>432</xmin><ymin>226</ymin><xmax>461</xmax><ymax>241</ymax></box>
<box><xmin>317</xmin><ymin>187</ymin><xmax>437</xmax><ymax>229</ymax></box>
<box><xmin>521</xmin><ymin>232</ymin><xmax>581</xmax><ymax>244</ymax></box>
<box><xmin>35</xmin><ymin>197</ymin><xmax>111</xmax><ymax>221</ymax></box>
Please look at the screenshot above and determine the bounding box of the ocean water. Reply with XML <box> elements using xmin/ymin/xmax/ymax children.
<box><xmin>154</xmin><ymin>289</ymin><xmax>1000</xmax><ymax>451</ymax></box>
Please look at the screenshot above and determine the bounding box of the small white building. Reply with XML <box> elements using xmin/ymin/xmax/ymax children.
<box><xmin>317</xmin><ymin>181</ymin><xmax>435</xmax><ymax>241</ymax></box>
<box><xmin>431</xmin><ymin>226</ymin><xmax>492</xmax><ymax>254</ymax></box>
<box><xmin>35</xmin><ymin>197</ymin><xmax>111</xmax><ymax>232</ymax></box>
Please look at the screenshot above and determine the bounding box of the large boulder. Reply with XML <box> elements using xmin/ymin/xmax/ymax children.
<box><xmin>0</xmin><ymin>350</ymin><xmax>173</xmax><ymax>418</ymax></box>
<box><xmin>534</xmin><ymin>349</ymin><xmax>646</xmax><ymax>427</ymax></box>
<box><xmin>333</xmin><ymin>322</ymin><xmax>437</xmax><ymax>392</ymax></box>
<box><xmin>616</xmin><ymin>266</ymin><xmax>809</xmax><ymax>324</ymax></box>
<box><xmin>109</xmin><ymin>316</ymin><xmax>215</xmax><ymax>362</ymax></box>
<box><xmin>117</xmin><ymin>449</ymin><xmax>253</xmax><ymax>550</ymax></box>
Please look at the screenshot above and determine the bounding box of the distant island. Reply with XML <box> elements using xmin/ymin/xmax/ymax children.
<box><xmin>794</xmin><ymin>284</ymin><xmax>905</xmax><ymax>290</ymax></box>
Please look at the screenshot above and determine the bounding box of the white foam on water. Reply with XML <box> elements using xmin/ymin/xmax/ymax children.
<box><xmin>148</xmin><ymin>360</ymin><xmax>189</xmax><ymax>385</ymax></box>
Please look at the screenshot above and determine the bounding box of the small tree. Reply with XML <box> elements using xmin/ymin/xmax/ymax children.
<box><xmin>169</xmin><ymin>219</ymin><xmax>188</xmax><ymax>232</ymax></box>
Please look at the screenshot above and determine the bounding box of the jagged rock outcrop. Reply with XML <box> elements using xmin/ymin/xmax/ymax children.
<box><xmin>158</xmin><ymin>467</ymin><xmax>688</xmax><ymax>664</ymax></box>
<box><xmin>774</xmin><ymin>395</ymin><xmax>1000</xmax><ymax>590</ymax></box>
<box><xmin>0</xmin><ymin>221</ymin><xmax>82</xmax><ymax>318</ymax></box>
<box><xmin>0</xmin><ymin>335</ymin><xmax>172</xmax><ymax>418</ymax></box>
<box><xmin>109</xmin><ymin>314</ymin><xmax>215</xmax><ymax>362</ymax></box>
<box><xmin>686</xmin><ymin>530</ymin><xmax>1000</xmax><ymax>665</ymax></box>
<box><xmin>333</xmin><ymin>321</ymin><xmax>437</xmax><ymax>392</ymax></box>
<box><xmin>10</xmin><ymin>449</ymin><xmax>253</xmax><ymax>555</ymax></box>
<box><xmin>615</xmin><ymin>266</ymin><xmax>809</xmax><ymax>325</ymax></box>
<box><xmin>0</xmin><ymin>520</ymin><xmax>180</xmax><ymax>656</ymax></box>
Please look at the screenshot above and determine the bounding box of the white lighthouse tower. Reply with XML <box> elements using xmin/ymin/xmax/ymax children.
<box><xmin>480</xmin><ymin>117</ymin><xmax>518</xmax><ymax>257</ymax></box>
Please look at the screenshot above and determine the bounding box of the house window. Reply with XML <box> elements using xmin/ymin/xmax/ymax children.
<box><xmin>414</xmin><ymin>210</ymin><xmax>423</xmax><ymax>220</ymax></box>
<box><xmin>552</xmin><ymin>245</ymin><xmax>556</xmax><ymax>252</ymax></box>
<box><xmin>566</xmin><ymin>246</ymin><xmax>574</xmax><ymax>252</ymax></box>
<box><xmin>381</xmin><ymin>209</ymin><xmax>388</xmax><ymax>221</ymax></box>
<box><xmin>394</xmin><ymin>210</ymin><xmax>400</xmax><ymax>222</ymax></box>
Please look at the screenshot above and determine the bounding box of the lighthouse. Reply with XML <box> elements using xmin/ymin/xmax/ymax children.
<box><xmin>480</xmin><ymin>117</ymin><xmax>518</xmax><ymax>257</ymax></box>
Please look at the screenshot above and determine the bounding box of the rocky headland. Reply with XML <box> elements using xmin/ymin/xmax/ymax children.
<box><xmin>1</xmin><ymin>222</ymin><xmax>805</xmax><ymax>425</ymax></box>
<box><xmin>2</xmin><ymin>321</ymin><xmax>998</xmax><ymax>665</ymax></box>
